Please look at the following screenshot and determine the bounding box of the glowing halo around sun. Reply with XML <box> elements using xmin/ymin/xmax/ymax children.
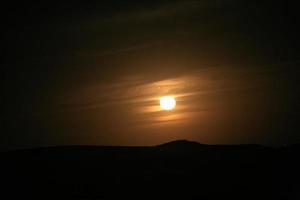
<box><xmin>160</xmin><ymin>96</ymin><xmax>176</xmax><ymax>110</ymax></box>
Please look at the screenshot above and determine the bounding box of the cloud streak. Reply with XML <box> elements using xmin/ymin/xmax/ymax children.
<box><xmin>42</xmin><ymin>63</ymin><xmax>284</xmax><ymax>130</ymax></box>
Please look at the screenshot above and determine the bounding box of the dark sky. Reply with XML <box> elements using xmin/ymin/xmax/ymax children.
<box><xmin>2</xmin><ymin>0</ymin><xmax>300</xmax><ymax>150</ymax></box>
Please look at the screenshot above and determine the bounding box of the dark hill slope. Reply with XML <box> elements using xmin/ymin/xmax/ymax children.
<box><xmin>1</xmin><ymin>141</ymin><xmax>299</xmax><ymax>199</ymax></box>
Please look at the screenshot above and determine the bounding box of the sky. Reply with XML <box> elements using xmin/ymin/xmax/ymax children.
<box><xmin>2</xmin><ymin>0</ymin><xmax>300</xmax><ymax>150</ymax></box>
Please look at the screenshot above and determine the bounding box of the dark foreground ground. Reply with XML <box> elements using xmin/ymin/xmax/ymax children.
<box><xmin>1</xmin><ymin>140</ymin><xmax>299</xmax><ymax>199</ymax></box>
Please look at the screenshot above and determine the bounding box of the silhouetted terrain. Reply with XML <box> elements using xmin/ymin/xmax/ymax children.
<box><xmin>1</xmin><ymin>140</ymin><xmax>300</xmax><ymax>199</ymax></box>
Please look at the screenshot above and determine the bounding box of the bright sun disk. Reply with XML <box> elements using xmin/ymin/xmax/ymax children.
<box><xmin>160</xmin><ymin>96</ymin><xmax>176</xmax><ymax>110</ymax></box>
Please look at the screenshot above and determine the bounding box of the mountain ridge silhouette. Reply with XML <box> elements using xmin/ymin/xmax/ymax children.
<box><xmin>1</xmin><ymin>140</ymin><xmax>299</xmax><ymax>199</ymax></box>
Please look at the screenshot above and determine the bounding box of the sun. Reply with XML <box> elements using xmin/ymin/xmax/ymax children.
<box><xmin>160</xmin><ymin>96</ymin><xmax>176</xmax><ymax>110</ymax></box>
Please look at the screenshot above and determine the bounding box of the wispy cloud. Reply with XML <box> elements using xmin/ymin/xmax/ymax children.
<box><xmin>44</xmin><ymin>64</ymin><xmax>281</xmax><ymax>128</ymax></box>
<box><xmin>103</xmin><ymin>1</ymin><xmax>216</xmax><ymax>24</ymax></box>
<box><xmin>80</xmin><ymin>39</ymin><xmax>174</xmax><ymax>57</ymax></box>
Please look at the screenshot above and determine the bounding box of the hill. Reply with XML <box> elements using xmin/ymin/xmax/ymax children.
<box><xmin>1</xmin><ymin>140</ymin><xmax>299</xmax><ymax>199</ymax></box>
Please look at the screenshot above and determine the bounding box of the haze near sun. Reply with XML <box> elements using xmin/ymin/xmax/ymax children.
<box><xmin>160</xmin><ymin>96</ymin><xmax>176</xmax><ymax>110</ymax></box>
